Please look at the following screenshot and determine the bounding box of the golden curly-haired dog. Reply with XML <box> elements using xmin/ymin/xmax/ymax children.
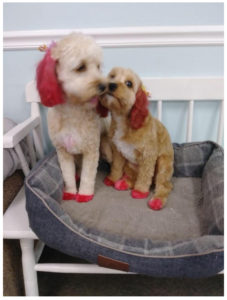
<box><xmin>101</xmin><ymin>67</ymin><xmax>174</xmax><ymax>210</ymax></box>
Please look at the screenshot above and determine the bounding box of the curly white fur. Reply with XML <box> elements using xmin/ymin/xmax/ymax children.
<box><xmin>47</xmin><ymin>33</ymin><xmax>106</xmax><ymax>197</ymax></box>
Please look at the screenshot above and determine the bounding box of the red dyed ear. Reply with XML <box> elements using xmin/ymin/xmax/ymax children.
<box><xmin>130</xmin><ymin>87</ymin><xmax>149</xmax><ymax>129</ymax></box>
<box><xmin>36</xmin><ymin>43</ymin><xmax>64</xmax><ymax>107</ymax></box>
<box><xmin>96</xmin><ymin>100</ymin><xmax>109</xmax><ymax>117</ymax></box>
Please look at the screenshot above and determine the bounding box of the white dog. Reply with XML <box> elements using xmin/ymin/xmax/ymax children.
<box><xmin>36</xmin><ymin>33</ymin><xmax>108</xmax><ymax>202</ymax></box>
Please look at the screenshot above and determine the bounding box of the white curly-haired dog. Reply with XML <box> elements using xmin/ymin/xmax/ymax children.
<box><xmin>36</xmin><ymin>33</ymin><xmax>108</xmax><ymax>202</ymax></box>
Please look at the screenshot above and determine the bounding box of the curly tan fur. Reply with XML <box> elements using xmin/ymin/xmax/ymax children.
<box><xmin>101</xmin><ymin>67</ymin><xmax>174</xmax><ymax>209</ymax></box>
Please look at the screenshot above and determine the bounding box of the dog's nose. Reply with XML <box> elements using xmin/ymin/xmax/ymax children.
<box><xmin>98</xmin><ymin>83</ymin><xmax>106</xmax><ymax>93</ymax></box>
<box><xmin>109</xmin><ymin>82</ymin><xmax>117</xmax><ymax>92</ymax></box>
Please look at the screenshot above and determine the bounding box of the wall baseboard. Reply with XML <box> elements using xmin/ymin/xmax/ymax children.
<box><xmin>3</xmin><ymin>25</ymin><xmax>224</xmax><ymax>51</ymax></box>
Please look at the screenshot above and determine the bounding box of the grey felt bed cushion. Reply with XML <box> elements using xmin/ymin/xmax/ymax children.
<box><xmin>25</xmin><ymin>141</ymin><xmax>224</xmax><ymax>278</ymax></box>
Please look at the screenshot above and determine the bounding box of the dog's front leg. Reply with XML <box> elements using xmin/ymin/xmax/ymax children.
<box><xmin>76</xmin><ymin>150</ymin><xmax>99</xmax><ymax>202</ymax></box>
<box><xmin>131</xmin><ymin>155</ymin><xmax>156</xmax><ymax>199</ymax></box>
<box><xmin>57</xmin><ymin>148</ymin><xmax>77</xmax><ymax>199</ymax></box>
<box><xmin>104</xmin><ymin>145</ymin><xmax>126</xmax><ymax>186</ymax></box>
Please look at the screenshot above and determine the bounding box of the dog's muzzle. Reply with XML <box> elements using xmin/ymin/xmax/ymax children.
<box><xmin>108</xmin><ymin>82</ymin><xmax>117</xmax><ymax>92</ymax></box>
<box><xmin>98</xmin><ymin>83</ymin><xmax>107</xmax><ymax>93</ymax></box>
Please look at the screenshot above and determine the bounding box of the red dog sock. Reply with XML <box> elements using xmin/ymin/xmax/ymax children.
<box><xmin>103</xmin><ymin>177</ymin><xmax>115</xmax><ymax>186</ymax></box>
<box><xmin>114</xmin><ymin>179</ymin><xmax>129</xmax><ymax>191</ymax></box>
<box><xmin>75</xmin><ymin>194</ymin><xmax>94</xmax><ymax>203</ymax></box>
<box><xmin>148</xmin><ymin>198</ymin><xmax>163</xmax><ymax>210</ymax></box>
<box><xmin>62</xmin><ymin>191</ymin><xmax>77</xmax><ymax>201</ymax></box>
<box><xmin>131</xmin><ymin>189</ymin><xmax>149</xmax><ymax>199</ymax></box>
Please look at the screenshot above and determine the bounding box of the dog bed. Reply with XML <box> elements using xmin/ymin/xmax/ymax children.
<box><xmin>25</xmin><ymin>141</ymin><xmax>224</xmax><ymax>278</ymax></box>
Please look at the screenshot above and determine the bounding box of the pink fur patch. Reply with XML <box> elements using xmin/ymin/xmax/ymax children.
<box><xmin>148</xmin><ymin>198</ymin><xmax>163</xmax><ymax>210</ymax></box>
<box><xmin>63</xmin><ymin>135</ymin><xmax>74</xmax><ymax>152</ymax></box>
<box><xmin>36</xmin><ymin>43</ymin><xmax>65</xmax><ymax>107</ymax></box>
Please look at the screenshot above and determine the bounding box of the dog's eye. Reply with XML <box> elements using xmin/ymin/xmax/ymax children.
<box><xmin>125</xmin><ymin>80</ymin><xmax>133</xmax><ymax>88</ymax></box>
<box><xmin>109</xmin><ymin>74</ymin><xmax>115</xmax><ymax>79</ymax></box>
<box><xmin>97</xmin><ymin>64</ymin><xmax>100</xmax><ymax>70</ymax></box>
<box><xmin>75</xmin><ymin>64</ymin><xmax>86</xmax><ymax>72</ymax></box>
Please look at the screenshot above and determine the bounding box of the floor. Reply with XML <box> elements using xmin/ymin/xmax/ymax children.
<box><xmin>38</xmin><ymin>246</ymin><xmax>224</xmax><ymax>296</ymax></box>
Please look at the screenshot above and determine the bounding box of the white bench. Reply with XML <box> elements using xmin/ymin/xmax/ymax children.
<box><xmin>3</xmin><ymin>78</ymin><xmax>224</xmax><ymax>296</ymax></box>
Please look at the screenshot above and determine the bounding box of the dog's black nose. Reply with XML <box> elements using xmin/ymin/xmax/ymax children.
<box><xmin>98</xmin><ymin>83</ymin><xmax>106</xmax><ymax>93</ymax></box>
<box><xmin>109</xmin><ymin>82</ymin><xmax>117</xmax><ymax>92</ymax></box>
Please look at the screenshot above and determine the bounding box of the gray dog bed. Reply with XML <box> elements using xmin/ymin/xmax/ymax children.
<box><xmin>25</xmin><ymin>141</ymin><xmax>224</xmax><ymax>278</ymax></box>
<box><xmin>62</xmin><ymin>176</ymin><xmax>202</xmax><ymax>242</ymax></box>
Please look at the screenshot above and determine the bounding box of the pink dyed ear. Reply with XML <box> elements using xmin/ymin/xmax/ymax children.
<box><xmin>129</xmin><ymin>88</ymin><xmax>149</xmax><ymax>129</ymax></box>
<box><xmin>36</xmin><ymin>43</ymin><xmax>64</xmax><ymax>107</ymax></box>
<box><xmin>96</xmin><ymin>100</ymin><xmax>109</xmax><ymax>117</ymax></box>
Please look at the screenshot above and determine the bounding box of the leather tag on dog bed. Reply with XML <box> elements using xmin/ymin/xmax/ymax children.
<box><xmin>98</xmin><ymin>255</ymin><xmax>129</xmax><ymax>272</ymax></box>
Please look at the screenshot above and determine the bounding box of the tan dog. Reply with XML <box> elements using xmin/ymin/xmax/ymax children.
<box><xmin>101</xmin><ymin>67</ymin><xmax>174</xmax><ymax>210</ymax></box>
<box><xmin>36</xmin><ymin>33</ymin><xmax>108</xmax><ymax>203</ymax></box>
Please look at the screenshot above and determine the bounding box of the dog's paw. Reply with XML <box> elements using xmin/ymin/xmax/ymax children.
<box><xmin>131</xmin><ymin>189</ymin><xmax>149</xmax><ymax>199</ymax></box>
<box><xmin>114</xmin><ymin>179</ymin><xmax>129</xmax><ymax>191</ymax></box>
<box><xmin>148</xmin><ymin>198</ymin><xmax>163</xmax><ymax>210</ymax></box>
<box><xmin>75</xmin><ymin>194</ymin><xmax>93</xmax><ymax>203</ymax></box>
<box><xmin>103</xmin><ymin>177</ymin><xmax>115</xmax><ymax>187</ymax></box>
<box><xmin>63</xmin><ymin>191</ymin><xmax>77</xmax><ymax>201</ymax></box>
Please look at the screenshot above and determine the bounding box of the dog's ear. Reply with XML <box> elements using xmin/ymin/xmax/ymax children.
<box><xmin>36</xmin><ymin>43</ymin><xmax>65</xmax><ymax>107</ymax></box>
<box><xmin>96</xmin><ymin>100</ymin><xmax>109</xmax><ymax>117</ymax></box>
<box><xmin>129</xmin><ymin>87</ymin><xmax>149</xmax><ymax>129</ymax></box>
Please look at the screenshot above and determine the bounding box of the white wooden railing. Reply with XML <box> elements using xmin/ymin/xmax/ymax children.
<box><xmin>142</xmin><ymin>77</ymin><xmax>224</xmax><ymax>144</ymax></box>
<box><xmin>25</xmin><ymin>78</ymin><xmax>224</xmax><ymax>146</ymax></box>
<box><xmin>3</xmin><ymin>25</ymin><xmax>224</xmax><ymax>50</ymax></box>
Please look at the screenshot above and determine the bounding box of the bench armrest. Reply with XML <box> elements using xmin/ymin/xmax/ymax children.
<box><xmin>3</xmin><ymin>116</ymin><xmax>40</xmax><ymax>148</ymax></box>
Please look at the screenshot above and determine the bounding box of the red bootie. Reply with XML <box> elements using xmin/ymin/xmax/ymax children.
<box><xmin>114</xmin><ymin>179</ymin><xmax>130</xmax><ymax>191</ymax></box>
<box><xmin>104</xmin><ymin>177</ymin><xmax>115</xmax><ymax>187</ymax></box>
<box><xmin>63</xmin><ymin>191</ymin><xmax>77</xmax><ymax>201</ymax></box>
<box><xmin>75</xmin><ymin>194</ymin><xmax>94</xmax><ymax>203</ymax></box>
<box><xmin>131</xmin><ymin>189</ymin><xmax>149</xmax><ymax>199</ymax></box>
<box><xmin>148</xmin><ymin>198</ymin><xmax>163</xmax><ymax>210</ymax></box>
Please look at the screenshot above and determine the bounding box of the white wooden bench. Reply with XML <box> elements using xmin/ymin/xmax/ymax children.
<box><xmin>3</xmin><ymin>77</ymin><xmax>224</xmax><ymax>296</ymax></box>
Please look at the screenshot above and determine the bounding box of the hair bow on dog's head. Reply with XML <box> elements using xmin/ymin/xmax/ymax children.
<box><xmin>129</xmin><ymin>86</ymin><xmax>149</xmax><ymax>129</ymax></box>
<box><xmin>36</xmin><ymin>42</ymin><xmax>65</xmax><ymax>107</ymax></box>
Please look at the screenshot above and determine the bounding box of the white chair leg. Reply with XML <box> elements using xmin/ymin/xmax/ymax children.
<box><xmin>20</xmin><ymin>239</ymin><xmax>39</xmax><ymax>296</ymax></box>
<box><xmin>35</xmin><ymin>240</ymin><xmax>45</xmax><ymax>263</ymax></box>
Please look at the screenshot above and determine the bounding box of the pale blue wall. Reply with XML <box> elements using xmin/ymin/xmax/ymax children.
<box><xmin>3</xmin><ymin>2</ymin><xmax>224</xmax><ymax>30</ymax></box>
<box><xmin>3</xmin><ymin>2</ymin><xmax>224</xmax><ymax>151</ymax></box>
